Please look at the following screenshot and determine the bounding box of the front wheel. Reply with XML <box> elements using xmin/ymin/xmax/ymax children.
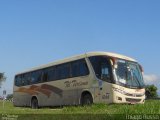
<box><xmin>81</xmin><ymin>94</ymin><xmax>93</xmax><ymax>106</ymax></box>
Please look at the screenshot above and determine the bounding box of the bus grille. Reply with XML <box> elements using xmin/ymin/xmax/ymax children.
<box><xmin>126</xmin><ymin>98</ymin><xmax>141</xmax><ymax>103</ymax></box>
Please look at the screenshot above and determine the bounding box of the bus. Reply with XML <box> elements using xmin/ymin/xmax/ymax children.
<box><xmin>13</xmin><ymin>51</ymin><xmax>145</xmax><ymax>108</ymax></box>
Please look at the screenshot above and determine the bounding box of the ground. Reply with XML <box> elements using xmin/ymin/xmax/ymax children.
<box><xmin>0</xmin><ymin>100</ymin><xmax>159</xmax><ymax>120</ymax></box>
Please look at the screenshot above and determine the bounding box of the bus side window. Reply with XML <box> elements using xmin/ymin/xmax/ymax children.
<box><xmin>15</xmin><ymin>75</ymin><xmax>22</xmax><ymax>86</ymax></box>
<box><xmin>55</xmin><ymin>65</ymin><xmax>62</xmax><ymax>80</ymax></box>
<box><xmin>61</xmin><ymin>63</ymin><xmax>70</xmax><ymax>79</ymax></box>
<box><xmin>21</xmin><ymin>75</ymin><xmax>25</xmax><ymax>86</ymax></box>
<box><xmin>71</xmin><ymin>59</ymin><xmax>89</xmax><ymax>77</ymax></box>
<box><xmin>23</xmin><ymin>73</ymin><xmax>31</xmax><ymax>85</ymax></box>
<box><xmin>47</xmin><ymin>67</ymin><xmax>56</xmax><ymax>81</ymax></box>
<box><xmin>71</xmin><ymin>61</ymin><xmax>79</xmax><ymax>77</ymax></box>
<box><xmin>31</xmin><ymin>72</ymin><xmax>36</xmax><ymax>84</ymax></box>
<box><xmin>79</xmin><ymin>60</ymin><xmax>89</xmax><ymax>76</ymax></box>
<box><xmin>43</xmin><ymin>69</ymin><xmax>48</xmax><ymax>82</ymax></box>
<box><xmin>55</xmin><ymin>63</ymin><xmax>71</xmax><ymax>80</ymax></box>
<box><xmin>31</xmin><ymin>70</ymin><xmax>42</xmax><ymax>84</ymax></box>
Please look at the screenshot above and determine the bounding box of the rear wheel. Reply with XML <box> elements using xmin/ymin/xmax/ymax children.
<box><xmin>31</xmin><ymin>98</ymin><xmax>38</xmax><ymax>109</ymax></box>
<box><xmin>81</xmin><ymin>94</ymin><xmax>93</xmax><ymax>106</ymax></box>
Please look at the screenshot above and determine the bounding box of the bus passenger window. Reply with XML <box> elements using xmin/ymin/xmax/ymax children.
<box><xmin>79</xmin><ymin>60</ymin><xmax>89</xmax><ymax>76</ymax></box>
<box><xmin>71</xmin><ymin>59</ymin><xmax>89</xmax><ymax>77</ymax></box>
<box><xmin>61</xmin><ymin>63</ymin><xmax>70</xmax><ymax>79</ymax></box>
<box><xmin>23</xmin><ymin>73</ymin><xmax>31</xmax><ymax>85</ymax></box>
<box><xmin>47</xmin><ymin>67</ymin><xmax>55</xmax><ymax>81</ymax></box>
<box><xmin>43</xmin><ymin>71</ymin><xmax>48</xmax><ymax>82</ymax></box>
<box><xmin>15</xmin><ymin>75</ymin><xmax>22</xmax><ymax>86</ymax></box>
<box><xmin>31</xmin><ymin>71</ymin><xmax>42</xmax><ymax>84</ymax></box>
<box><xmin>71</xmin><ymin>61</ymin><xmax>79</xmax><ymax>77</ymax></box>
<box><xmin>55</xmin><ymin>65</ymin><xmax>62</xmax><ymax>80</ymax></box>
<box><xmin>21</xmin><ymin>75</ymin><xmax>25</xmax><ymax>86</ymax></box>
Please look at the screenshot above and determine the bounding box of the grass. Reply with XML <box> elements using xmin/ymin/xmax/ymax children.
<box><xmin>0</xmin><ymin>100</ymin><xmax>160</xmax><ymax>120</ymax></box>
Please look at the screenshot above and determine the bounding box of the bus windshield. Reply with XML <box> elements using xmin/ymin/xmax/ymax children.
<box><xmin>115</xmin><ymin>59</ymin><xmax>145</xmax><ymax>88</ymax></box>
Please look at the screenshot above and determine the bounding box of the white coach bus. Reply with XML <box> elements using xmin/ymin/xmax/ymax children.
<box><xmin>13</xmin><ymin>52</ymin><xmax>145</xmax><ymax>108</ymax></box>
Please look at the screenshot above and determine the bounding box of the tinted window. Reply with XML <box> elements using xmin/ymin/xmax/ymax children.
<box><xmin>71</xmin><ymin>59</ymin><xmax>89</xmax><ymax>77</ymax></box>
<box><xmin>56</xmin><ymin>65</ymin><xmax>62</xmax><ymax>80</ymax></box>
<box><xmin>22</xmin><ymin>73</ymin><xmax>31</xmax><ymax>86</ymax></box>
<box><xmin>79</xmin><ymin>60</ymin><xmax>89</xmax><ymax>76</ymax></box>
<box><xmin>15</xmin><ymin>75</ymin><xmax>22</xmax><ymax>86</ymax></box>
<box><xmin>43</xmin><ymin>67</ymin><xmax>55</xmax><ymax>82</ymax></box>
<box><xmin>61</xmin><ymin>63</ymin><xmax>70</xmax><ymax>79</ymax></box>
<box><xmin>15</xmin><ymin>59</ymin><xmax>89</xmax><ymax>85</ymax></box>
<box><xmin>71</xmin><ymin>61</ymin><xmax>79</xmax><ymax>77</ymax></box>
<box><xmin>31</xmin><ymin>70</ymin><xmax>42</xmax><ymax>84</ymax></box>
<box><xmin>89</xmin><ymin>56</ymin><xmax>112</xmax><ymax>83</ymax></box>
<box><xmin>56</xmin><ymin>63</ymin><xmax>71</xmax><ymax>80</ymax></box>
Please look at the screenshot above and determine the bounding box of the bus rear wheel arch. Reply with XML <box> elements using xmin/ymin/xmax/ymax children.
<box><xmin>81</xmin><ymin>91</ymin><xmax>93</xmax><ymax>106</ymax></box>
<box><xmin>31</xmin><ymin>96</ymin><xmax>39</xmax><ymax>109</ymax></box>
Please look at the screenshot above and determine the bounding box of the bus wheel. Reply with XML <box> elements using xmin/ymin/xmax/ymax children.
<box><xmin>31</xmin><ymin>97</ymin><xmax>38</xmax><ymax>109</ymax></box>
<box><xmin>81</xmin><ymin>94</ymin><xmax>93</xmax><ymax>106</ymax></box>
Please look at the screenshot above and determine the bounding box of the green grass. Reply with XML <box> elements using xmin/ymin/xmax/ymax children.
<box><xmin>0</xmin><ymin>100</ymin><xmax>160</xmax><ymax>120</ymax></box>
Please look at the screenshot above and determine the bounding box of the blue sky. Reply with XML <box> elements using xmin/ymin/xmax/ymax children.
<box><xmin>0</xmin><ymin>0</ymin><xmax>160</xmax><ymax>95</ymax></box>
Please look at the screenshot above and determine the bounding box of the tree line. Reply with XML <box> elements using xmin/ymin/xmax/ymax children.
<box><xmin>145</xmin><ymin>84</ymin><xmax>158</xmax><ymax>99</ymax></box>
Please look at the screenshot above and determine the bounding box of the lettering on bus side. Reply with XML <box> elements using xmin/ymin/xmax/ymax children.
<box><xmin>64</xmin><ymin>80</ymin><xmax>88</xmax><ymax>88</ymax></box>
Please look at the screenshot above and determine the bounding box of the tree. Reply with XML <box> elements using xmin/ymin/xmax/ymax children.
<box><xmin>0</xmin><ymin>72</ymin><xmax>6</xmax><ymax>88</ymax></box>
<box><xmin>145</xmin><ymin>84</ymin><xmax>158</xmax><ymax>99</ymax></box>
<box><xmin>6</xmin><ymin>94</ymin><xmax>13</xmax><ymax>100</ymax></box>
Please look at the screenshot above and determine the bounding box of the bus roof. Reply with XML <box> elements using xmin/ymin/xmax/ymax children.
<box><xmin>87</xmin><ymin>51</ymin><xmax>136</xmax><ymax>62</ymax></box>
<box><xmin>16</xmin><ymin>51</ymin><xmax>137</xmax><ymax>75</ymax></box>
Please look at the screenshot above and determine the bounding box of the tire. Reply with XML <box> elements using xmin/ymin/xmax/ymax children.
<box><xmin>81</xmin><ymin>94</ymin><xmax>93</xmax><ymax>106</ymax></box>
<box><xmin>31</xmin><ymin>98</ymin><xmax>38</xmax><ymax>109</ymax></box>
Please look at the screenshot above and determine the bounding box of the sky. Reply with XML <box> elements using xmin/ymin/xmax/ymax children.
<box><xmin>0</xmin><ymin>0</ymin><xmax>160</xmax><ymax>96</ymax></box>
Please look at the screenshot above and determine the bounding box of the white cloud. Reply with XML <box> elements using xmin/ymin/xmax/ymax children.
<box><xmin>144</xmin><ymin>74</ymin><xmax>159</xmax><ymax>85</ymax></box>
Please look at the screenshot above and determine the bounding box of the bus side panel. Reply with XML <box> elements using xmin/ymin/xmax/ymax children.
<box><xmin>38</xmin><ymin>93</ymin><xmax>63</xmax><ymax>107</ymax></box>
<box><xmin>90</xmin><ymin>82</ymin><xmax>113</xmax><ymax>104</ymax></box>
<box><xmin>99</xmin><ymin>82</ymin><xmax>113</xmax><ymax>104</ymax></box>
<box><xmin>13</xmin><ymin>91</ymin><xmax>31</xmax><ymax>107</ymax></box>
<box><xmin>63</xmin><ymin>90</ymin><xmax>79</xmax><ymax>105</ymax></box>
<box><xmin>62</xmin><ymin>76</ymin><xmax>91</xmax><ymax>106</ymax></box>
<box><xmin>61</xmin><ymin>58</ymin><xmax>95</xmax><ymax>106</ymax></box>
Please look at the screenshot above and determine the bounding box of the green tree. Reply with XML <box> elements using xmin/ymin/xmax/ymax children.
<box><xmin>6</xmin><ymin>94</ymin><xmax>13</xmax><ymax>100</ymax></box>
<box><xmin>145</xmin><ymin>84</ymin><xmax>158</xmax><ymax>99</ymax></box>
<box><xmin>0</xmin><ymin>72</ymin><xmax>6</xmax><ymax>88</ymax></box>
